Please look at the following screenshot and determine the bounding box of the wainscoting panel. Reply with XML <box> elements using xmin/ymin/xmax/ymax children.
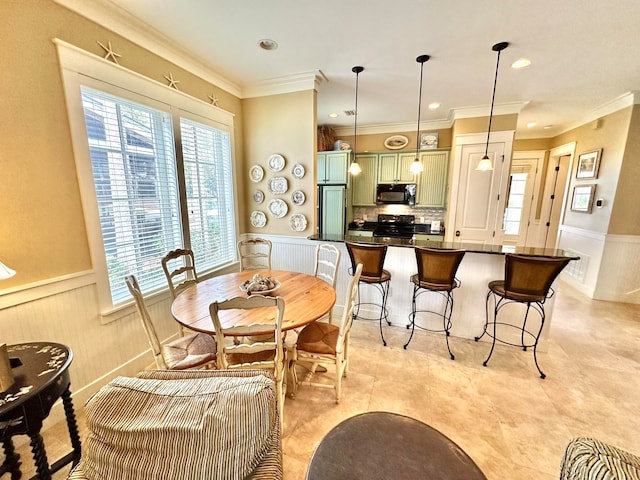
<box><xmin>595</xmin><ymin>234</ymin><xmax>640</xmax><ymax>303</ymax></box>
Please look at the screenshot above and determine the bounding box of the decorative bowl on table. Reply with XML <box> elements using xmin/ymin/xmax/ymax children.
<box><xmin>239</xmin><ymin>274</ymin><xmax>281</xmax><ymax>295</ymax></box>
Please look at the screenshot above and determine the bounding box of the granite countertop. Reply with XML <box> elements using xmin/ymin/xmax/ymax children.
<box><xmin>308</xmin><ymin>233</ymin><xmax>579</xmax><ymax>259</ymax></box>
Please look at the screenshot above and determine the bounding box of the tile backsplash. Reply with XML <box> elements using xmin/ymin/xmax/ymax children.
<box><xmin>353</xmin><ymin>206</ymin><xmax>446</xmax><ymax>226</ymax></box>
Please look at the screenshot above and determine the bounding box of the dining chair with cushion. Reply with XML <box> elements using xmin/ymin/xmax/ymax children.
<box><xmin>161</xmin><ymin>248</ymin><xmax>199</xmax><ymax>335</ymax></box>
<box><xmin>237</xmin><ymin>238</ymin><xmax>272</xmax><ymax>271</ymax></box>
<box><xmin>474</xmin><ymin>254</ymin><xmax>572</xmax><ymax>378</ymax></box>
<box><xmin>291</xmin><ymin>263</ymin><xmax>362</xmax><ymax>403</ymax></box>
<box><xmin>125</xmin><ymin>275</ymin><xmax>217</xmax><ymax>370</ymax></box>
<box><xmin>404</xmin><ymin>247</ymin><xmax>466</xmax><ymax>359</ymax></box>
<box><xmin>345</xmin><ymin>242</ymin><xmax>390</xmax><ymax>346</ymax></box>
<box><xmin>313</xmin><ymin>243</ymin><xmax>341</xmax><ymax>324</ymax></box>
<box><xmin>209</xmin><ymin>295</ymin><xmax>286</xmax><ymax>427</ymax></box>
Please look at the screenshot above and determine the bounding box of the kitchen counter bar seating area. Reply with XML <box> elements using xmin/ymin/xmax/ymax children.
<box><xmin>308</xmin><ymin>234</ymin><xmax>578</xmax><ymax>372</ymax></box>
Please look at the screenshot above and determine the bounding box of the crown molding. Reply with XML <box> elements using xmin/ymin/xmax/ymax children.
<box><xmin>559</xmin><ymin>91</ymin><xmax>639</xmax><ymax>136</ymax></box>
<box><xmin>242</xmin><ymin>70</ymin><xmax>326</xmax><ymax>98</ymax></box>
<box><xmin>54</xmin><ymin>0</ymin><xmax>242</xmax><ymax>97</ymax></box>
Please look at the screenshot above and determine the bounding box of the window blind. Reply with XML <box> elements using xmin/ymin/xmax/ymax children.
<box><xmin>180</xmin><ymin>118</ymin><xmax>236</xmax><ymax>270</ymax></box>
<box><xmin>81</xmin><ymin>87</ymin><xmax>183</xmax><ymax>303</ymax></box>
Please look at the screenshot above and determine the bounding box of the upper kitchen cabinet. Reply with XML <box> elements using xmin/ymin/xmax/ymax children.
<box><xmin>415</xmin><ymin>150</ymin><xmax>449</xmax><ymax>208</ymax></box>
<box><xmin>351</xmin><ymin>154</ymin><xmax>378</xmax><ymax>206</ymax></box>
<box><xmin>317</xmin><ymin>151</ymin><xmax>349</xmax><ymax>184</ymax></box>
<box><xmin>377</xmin><ymin>153</ymin><xmax>417</xmax><ymax>184</ymax></box>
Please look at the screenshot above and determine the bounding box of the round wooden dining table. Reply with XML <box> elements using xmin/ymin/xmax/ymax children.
<box><xmin>171</xmin><ymin>270</ymin><xmax>337</xmax><ymax>336</ymax></box>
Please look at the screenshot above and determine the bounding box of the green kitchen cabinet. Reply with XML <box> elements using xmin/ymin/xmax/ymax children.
<box><xmin>416</xmin><ymin>150</ymin><xmax>449</xmax><ymax>207</ymax></box>
<box><xmin>317</xmin><ymin>151</ymin><xmax>349</xmax><ymax>184</ymax></box>
<box><xmin>378</xmin><ymin>153</ymin><xmax>417</xmax><ymax>184</ymax></box>
<box><xmin>351</xmin><ymin>154</ymin><xmax>378</xmax><ymax>206</ymax></box>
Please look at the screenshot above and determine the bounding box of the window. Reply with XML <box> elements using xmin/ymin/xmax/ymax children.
<box><xmin>56</xmin><ymin>39</ymin><xmax>237</xmax><ymax>314</ymax></box>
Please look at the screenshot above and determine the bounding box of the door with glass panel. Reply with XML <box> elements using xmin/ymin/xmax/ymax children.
<box><xmin>501</xmin><ymin>159</ymin><xmax>538</xmax><ymax>246</ymax></box>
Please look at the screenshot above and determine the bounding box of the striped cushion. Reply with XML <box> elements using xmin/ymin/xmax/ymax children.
<box><xmin>75</xmin><ymin>371</ymin><xmax>281</xmax><ymax>480</ymax></box>
<box><xmin>560</xmin><ymin>437</ymin><xmax>640</xmax><ymax>480</ymax></box>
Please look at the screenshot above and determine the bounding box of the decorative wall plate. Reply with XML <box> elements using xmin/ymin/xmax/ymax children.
<box><xmin>291</xmin><ymin>190</ymin><xmax>305</xmax><ymax>206</ymax></box>
<box><xmin>250</xmin><ymin>210</ymin><xmax>267</xmax><ymax>228</ymax></box>
<box><xmin>268</xmin><ymin>199</ymin><xmax>288</xmax><ymax>218</ymax></box>
<box><xmin>289</xmin><ymin>213</ymin><xmax>308</xmax><ymax>232</ymax></box>
<box><xmin>384</xmin><ymin>134</ymin><xmax>409</xmax><ymax>150</ymax></box>
<box><xmin>253</xmin><ymin>190</ymin><xmax>265</xmax><ymax>204</ymax></box>
<box><xmin>268</xmin><ymin>154</ymin><xmax>285</xmax><ymax>172</ymax></box>
<box><xmin>292</xmin><ymin>163</ymin><xmax>306</xmax><ymax>179</ymax></box>
<box><xmin>249</xmin><ymin>165</ymin><xmax>264</xmax><ymax>182</ymax></box>
<box><xmin>267</xmin><ymin>176</ymin><xmax>288</xmax><ymax>194</ymax></box>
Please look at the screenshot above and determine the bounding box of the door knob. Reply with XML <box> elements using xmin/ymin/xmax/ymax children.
<box><xmin>455</xmin><ymin>230</ymin><xmax>460</xmax><ymax>237</ymax></box>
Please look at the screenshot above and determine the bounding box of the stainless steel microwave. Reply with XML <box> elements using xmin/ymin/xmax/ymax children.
<box><xmin>376</xmin><ymin>183</ymin><xmax>416</xmax><ymax>205</ymax></box>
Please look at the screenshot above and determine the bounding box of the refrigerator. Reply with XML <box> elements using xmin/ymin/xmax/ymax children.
<box><xmin>317</xmin><ymin>184</ymin><xmax>347</xmax><ymax>236</ymax></box>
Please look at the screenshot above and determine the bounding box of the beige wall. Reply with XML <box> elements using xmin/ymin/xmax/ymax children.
<box><xmin>242</xmin><ymin>91</ymin><xmax>316</xmax><ymax>235</ymax></box>
<box><xmin>0</xmin><ymin>0</ymin><xmax>243</xmax><ymax>289</ymax></box>
<box><xmin>453</xmin><ymin>114</ymin><xmax>517</xmax><ymax>136</ymax></box>
<box><xmin>514</xmin><ymin>138</ymin><xmax>553</xmax><ymax>151</ymax></box>
<box><xmin>610</xmin><ymin>105</ymin><xmax>640</xmax><ymax>234</ymax></box>
<box><xmin>552</xmin><ymin>108</ymin><xmax>632</xmax><ymax>234</ymax></box>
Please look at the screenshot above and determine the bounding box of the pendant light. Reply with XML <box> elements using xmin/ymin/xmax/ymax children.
<box><xmin>348</xmin><ymin>66</ymin><xmax>364</xmax><ymax>175</ymax></box>
<box><xmin>476</xmin><ymin>41</ymin><xmax>509</xmax><ymax>171</ymax></box>
<box><xmin>409</xmin><ymin>55</ymin><xmax>430</xmax><ymax>174</ymax></box>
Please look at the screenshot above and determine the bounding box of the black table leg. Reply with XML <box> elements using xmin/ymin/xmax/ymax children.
<box><xmin>28</xmin><ymin>432</ymin><xmax>51</xmax><ymax>480</ymax></box>
<box><xmin>1</xmin><ymin>438</ymin><xmax>22</xmax><ymax>480</ymax></box>
<box><xmin>61</xmin><ymin>388</ymin><xmax>82</xmax><ymax>466</ymax></box>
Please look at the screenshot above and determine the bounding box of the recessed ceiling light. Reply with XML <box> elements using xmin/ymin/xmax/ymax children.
<box><xmin>328</xmin><ymin>113</ymin><xmax>339</xmax><ymax>118</ymax></box>
<box><xmin>543</xmin><ymin>125</ymin><xmax>554</xmax><ymax>129</ymax></box>
<box><xmin>428</xmin><ymin>102</ymin><xmax>440</xmax><ymax>110</ymax></box>
<box><xmin>511</xmin><ymin>58</ymin><xmax>531</xmax><ymax>69</ymax></box>
<box><xmin>258</xmin><ymin>39</ymin><xmax>278</xmax><ymax>51</ymax></box>
<box><xmin>527</xmin><ymin>122</ymin><xmax>537</xmax><ymax>128</ymax></box>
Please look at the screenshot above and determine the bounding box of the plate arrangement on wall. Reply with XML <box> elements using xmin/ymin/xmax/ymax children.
<box><xmin>292</xmin><ymin>163</ymin><xmax>305</xmax><ymax>179</ymax></box>
<box><xmin>253</xmin><ymin>190</ymin><xmax>265</xmax><ymax>204</ymax></box>
<box><xmin>267</xmin><ymin>176</ymin><xmax>288</xmax><ymax>194</ymax></box>
<box><xmin>291</xmin><ymin>190</ymin><xmax>305</xmax><ymax>206</ymax></box>
<box><xmin>268</xmin><ymin>199</ymin><xmax>288</xmax><ymax>218</ymax></box>
<box><xmin>289</xmin><ymin>213</ymin><xmax>307</xmax><ymax>232</ymax></box>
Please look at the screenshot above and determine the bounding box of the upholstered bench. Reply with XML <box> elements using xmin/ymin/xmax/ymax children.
<box><xmin>68</xmin><ymin>369</ymin><xmax>282</xmax><ymax>480</ymax></box>
<box><xmin>560</xmin><ymin>437</ymin><xmax>640</xmax><ymax>480</ymax></box>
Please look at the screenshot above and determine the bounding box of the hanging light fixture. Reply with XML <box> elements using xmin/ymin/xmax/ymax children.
<box><xmin>0</xmin><ymin>259</ymin><xmax>15</xmax><ymax>280</ymax></box>
<box><xmin>410</xmin><ymin>55</ymin><xmax>430</xmax><ymax>174</ymax></box>
<box><xmin>348</xmin><ymin>66</ymin><xmax>364</xmax><ymax>175</ymax></box>
<box><xmin>476</xmin><ymin>41</ymin><xmax>509</xmax><ymax>171</ymax></box>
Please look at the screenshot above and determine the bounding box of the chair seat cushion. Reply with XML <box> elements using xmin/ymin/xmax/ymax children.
<box><xmin>560</xmin><ymin>437</ymin><xmax>640</xmax><ymax>480</ymax></box>
<box><xmin>78</xmin><ymin>373</ymin><xmax>278</xmax><ymax>480</ymax></box>
<box><xmin>296</xmin><ymin>321</ymin><xmax>340</xmax><ymax>355</ymax></box>
<box><xmin>162</xmin><ymin>332</ymin><xmax>217</xmax><ymax>370</ymax></box>
<box><xmin>411</xmin><ymin>274</ymin><xmax>457</xmax><ymax>292</ymax></box>
<box><xmin>488</xmin><ymin>280</ymin><xmax>546</xmax><ymax>303</ymax></box>
<box><xmin>361</xmin><ymin>269</ymin><xmax>391</xmax><ymax>284</ymax></box>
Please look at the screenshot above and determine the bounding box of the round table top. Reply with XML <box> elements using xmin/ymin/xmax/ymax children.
<box><xmin>306</xmin><ymin>411</ymin><xmax>487</xmax><ymax>480</ymax></box>
<box><xmin>171</xmin><ymin>270</ymin><xmax>337</xmax><ymax>335</ymax></box>
<box><xmin>1</xmin><ymin>342</ymin><xmax>72</xmax><ymax>414</ymax></box>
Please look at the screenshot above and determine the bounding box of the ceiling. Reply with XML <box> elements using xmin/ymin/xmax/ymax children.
<box><xmin>69</xmin><ymin>0</ymin><xmax>640</xmax><ymax>139</ymax></box>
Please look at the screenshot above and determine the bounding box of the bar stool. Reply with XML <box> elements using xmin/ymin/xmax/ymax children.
<box><xmin>475</xmin><ymin>254</ymin><xmax>572</xmax><ymax>378</ymax></box>
<box><xmin>404</xmin><ymin>247</ymin><xmax>466</xmax><ymax>359</ymax></box>
<box><xmin>345</xmin><ymin>242</ymin><xmax>391</xmax><ymax>346</ymax></box>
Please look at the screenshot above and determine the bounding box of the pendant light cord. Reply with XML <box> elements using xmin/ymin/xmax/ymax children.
<box><xmin>484</xmin><ymin>42</ymin><xmax>508</xmax><ymax>157</ymax></box>
<box><xmin>415</xmin><ymin>55</ymin><xmax>429</xmax><ymax>157</ymax></box>
<box><xmin>352</xmin><ymin>66</ymin><xmax>363</xmax><ymax>155</ymax></box>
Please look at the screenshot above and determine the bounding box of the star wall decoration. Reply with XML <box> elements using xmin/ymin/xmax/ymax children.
<box><xmin>208</xmin><ymin>93</ymin><xmax>220</xmax><ymax>107</ymax></box>
<box><xmin>164</xmin><ymin>73</ymin><xmax>180</xmax><ymax>90</ymax></box>
<box><xmin>97</xmin><ymin>40</ymin><xmax>121</xmax><ymax>64</ymax></box>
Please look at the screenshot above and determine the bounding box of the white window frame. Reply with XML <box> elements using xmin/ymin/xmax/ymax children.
<box><xmin>55</xmin><ymin>39</ymin><xmax>238</xmax><ymax>318</ymax></box>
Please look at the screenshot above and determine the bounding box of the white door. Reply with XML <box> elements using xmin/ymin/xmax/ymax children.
<box><xmin>502</xmin><ymin>159</ymin><xmax>539</xmax><ymax>246</ymax></box>
<box><xmin>452</xmin><ymin>142</ymin><xmax>507</xmax><ymax>244</ymax></box>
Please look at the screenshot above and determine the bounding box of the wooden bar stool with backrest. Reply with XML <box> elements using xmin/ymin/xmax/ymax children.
<box><xmin>404</xmin><ymin>247</ymin><xmax>466</xmax><ymax>359</ymax></box>
<box><xmin>345</xmin><ymin>242</ymin><xmax>391</xmax><ymax>346</ymax></box>
<box><xmin>474</xmin><ymin>254</ymin><xmax>572</xmax><ymax>378</ymax></box>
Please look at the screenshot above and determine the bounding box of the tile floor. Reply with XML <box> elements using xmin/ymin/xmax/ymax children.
<box><xmin>8</xmin><ymin>281</ymin><xmax>640</xmax><ymax>479</ymax></box>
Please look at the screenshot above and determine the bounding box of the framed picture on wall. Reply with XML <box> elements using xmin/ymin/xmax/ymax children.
<box><xmin>570</xmin><ymin>184</ymin><xmax>596</xmax><ymax>213</ymax></box>
<box><xmin>576</xmin><ymin>149</ymin><xmax>602</xmax><ymax>179</ymax></box>
<box><xmin>420</xmin><ymin>132</ymin><xmax>439</xmax><ymax>149</ymax></box>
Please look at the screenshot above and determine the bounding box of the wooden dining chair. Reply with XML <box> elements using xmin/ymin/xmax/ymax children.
<box><xmin>161</xmin><ymin>248</ymin><xmax>199</xmax><ymax>336</ymax></box>
<box><xmin>237</xmin><ymin>238</ymin><xmax>272</xmax><ymax>271</ymax></box>
<box><xmin>209</xmin><ymin>295</ymin><xmax>286</xmax><ymax>428</ymax></box>
<box><xmin>124</xmin><ymin>275</ymin><xmax>217</xmax><ymax>370</ymax></box>
<box><xmin>313</xmin><ymin>243</ymin><xmax>341</xmax><ymax>324</ymax></box>
<box><xmin>291</xmin><ymin>263</ymin><xmax>362</xmax><ymax>403</ymax></box>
